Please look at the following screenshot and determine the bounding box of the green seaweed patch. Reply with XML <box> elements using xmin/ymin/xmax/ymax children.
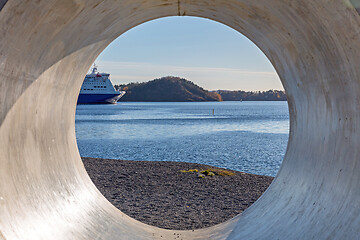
<box><xmin>200</xmin><ymin>170</ymin><xmax>214</xmax><ymax>176</ymax></box>
<box><xmin>201</xmin><ymin>168</ymin><xmax>235</xmax><ymax>177</ymax></box>
<box><xmin>180</xmin><ymin>169</ymin><xmax>199</xmax><ymax>173</ymax></box>
<box><xmin>180</xmin><ymin>168</ymin><xmax>235</xmax><ymax>178</ymax></box>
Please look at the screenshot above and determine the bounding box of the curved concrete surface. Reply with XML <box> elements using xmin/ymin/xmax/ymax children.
<box><xmin>0</xmin><ymin>0</ymin><xmax>360</xmax><ymax>239</ymax></box>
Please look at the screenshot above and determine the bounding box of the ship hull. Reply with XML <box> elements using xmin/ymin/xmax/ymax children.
<box><xmin>77</xmin><ymin>93</ymin><xmax>124</xmax><ymax>104</ymax></box>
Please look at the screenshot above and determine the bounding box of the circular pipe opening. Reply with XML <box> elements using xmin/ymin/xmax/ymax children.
<box><xmin>76</xmin><ymin>16</ymin><xmax>289</xmax><ymax>230</ymax></box>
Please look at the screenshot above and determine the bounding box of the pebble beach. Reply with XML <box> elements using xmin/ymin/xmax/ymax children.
<box><xmin>83</xmin><ymin>157</ymin><xmax>274</xmax><ymax>230</ymax></box>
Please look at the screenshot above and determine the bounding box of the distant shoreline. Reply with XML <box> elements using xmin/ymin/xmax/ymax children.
<box><xmin>115</xmin><ymin>77</ymin><xmax>286</xmax><ymax>102</ymax></box>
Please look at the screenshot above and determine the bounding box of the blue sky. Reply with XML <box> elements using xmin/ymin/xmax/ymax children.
<box><xmin>96</xmin><ymin>16</ymin><xmax>282</xmax><ymax>91</ymax></box>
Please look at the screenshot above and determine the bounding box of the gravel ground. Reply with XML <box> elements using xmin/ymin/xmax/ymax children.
<box><xmin>83</xmin><ymin>157</ymin><xmax>273</xmax><ymax>230</ymax></box>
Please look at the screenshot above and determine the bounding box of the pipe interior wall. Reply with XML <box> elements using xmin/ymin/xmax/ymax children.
<box><xmin>0</xmin><ymin>0</ymin><xmax>359</xmax><ymax>239</ymax></box>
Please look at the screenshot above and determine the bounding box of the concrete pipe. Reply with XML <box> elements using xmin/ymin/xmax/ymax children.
<box><xmin>0</xmin><ymin>0</ymin><xmax>359</xmax><ymax>239</ymax></box>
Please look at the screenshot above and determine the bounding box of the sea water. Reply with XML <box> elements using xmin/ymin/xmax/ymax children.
<box><xmin>76</xmin><ymin>101</ymin><xmax>289</xmax><ymax>177</ymax></box>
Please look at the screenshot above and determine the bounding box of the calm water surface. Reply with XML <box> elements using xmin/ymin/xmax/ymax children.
<box><xmin>76</xmin><ymin>101</ymin><xmax>289</xmax><ymax>176</ymax></box>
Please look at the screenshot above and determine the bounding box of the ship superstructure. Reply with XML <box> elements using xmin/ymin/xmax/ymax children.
<box><xmin>77</xmin><ymin>64</ymin><xmax>125</xmax><ymax>104</ymax></box>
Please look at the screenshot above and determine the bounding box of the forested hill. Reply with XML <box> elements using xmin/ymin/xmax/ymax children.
<box><xmin>215</xmin><ymin>90</ymin><xmax>287</xmax><ymax>101</ymax></box>
<box><xmin>115</xmin><ymin>77</ymin><xmax>222</xmax><ymax>102</ymax></box>
<box><xmin>114</xmin><ymin>77</ymin><xmax>287</xmax><ymax>102</ymax></box>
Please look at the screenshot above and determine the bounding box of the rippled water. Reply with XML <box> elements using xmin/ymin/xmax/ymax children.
<box><xmin>76</xmin><ymin>101</ymin><xmax>289</xmax><ymax>176</ymax></box>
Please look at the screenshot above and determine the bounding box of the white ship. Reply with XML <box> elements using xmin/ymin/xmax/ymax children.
<box><xmin>77</xmin><ymin>64</ymin><xmax>125</xmax><ymax>104</ymax></box>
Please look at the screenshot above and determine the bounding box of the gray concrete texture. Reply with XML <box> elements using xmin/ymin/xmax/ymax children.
<box><xmin>0</xmin><ymin>0</ymin><xmax>359</xmax><ymax>239</ymax></box>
